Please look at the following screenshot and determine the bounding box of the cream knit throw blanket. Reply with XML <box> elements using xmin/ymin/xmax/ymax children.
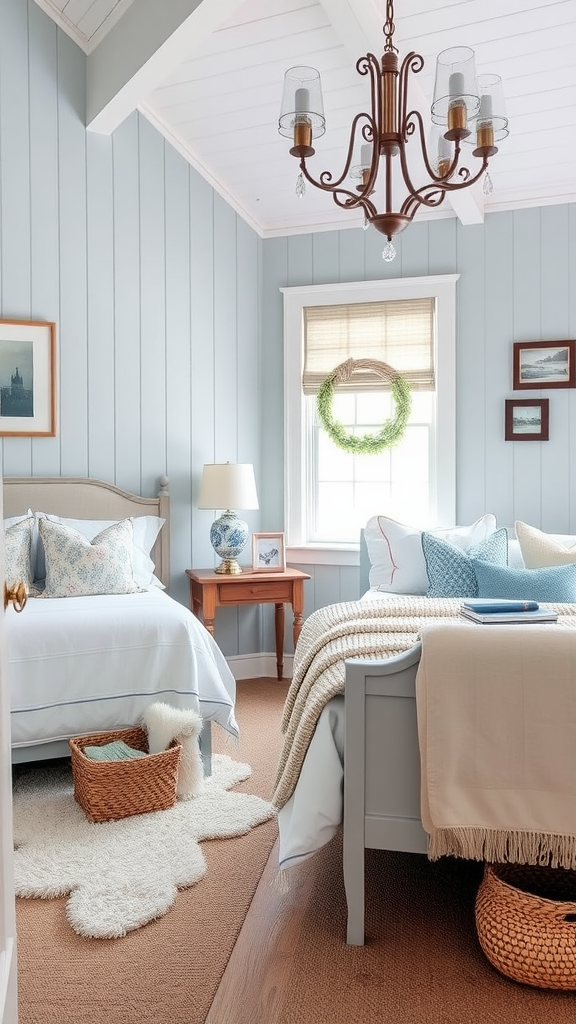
<box><xmin>417</xmin><ymin>619</ymin><xmax>576</xmax><ymax>869</ymax></box>
<box><xmin>272</xmin><ymin>596</ymin><xmax>467</xmax><ymax>810</ymax></box>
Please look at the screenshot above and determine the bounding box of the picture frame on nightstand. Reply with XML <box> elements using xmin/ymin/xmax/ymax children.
<box><xmin>252</xmin><ymin>532</ymin><xmax>286</xmax><ymax>572</ymax></box>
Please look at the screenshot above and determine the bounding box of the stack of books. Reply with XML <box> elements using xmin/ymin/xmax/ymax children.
<box><xmin>460</xmin><ymin>599</ymin><xmax>558</xmax><ymax>624</ymax></box>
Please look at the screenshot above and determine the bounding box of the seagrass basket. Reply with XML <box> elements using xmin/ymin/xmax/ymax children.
<box><xmin>69</xmin><ymin>726</ymin><xmax>181</xmax><ymax>823</ymax></box>
<box><xmin>475</xmin><ymin>862</ymin><xmax>576</xmax><ymax>990</ymax></box>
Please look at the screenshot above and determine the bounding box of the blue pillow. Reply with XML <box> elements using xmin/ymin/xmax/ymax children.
<box><xmin>422</xmin><ymin>528</ymin><xmax>508</xmax><ymax>598</ymax></box>
<box><xmin>471</xmin><ymin>559</ymin><xmax>576</xmax><ymax>603</ymax></box>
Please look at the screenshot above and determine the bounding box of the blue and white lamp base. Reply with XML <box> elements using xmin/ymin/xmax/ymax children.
<box><xmin>210</xmin><ymin>510</ymin><xmax>249</xmax><ymax>574</ymax></box>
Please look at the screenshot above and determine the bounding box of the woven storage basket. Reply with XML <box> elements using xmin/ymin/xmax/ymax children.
<box><xmin>69</xmin><ymin>727</ymin><xmax>181</xmax><ymax>823</ymax></box>
<box><xmin>475</xmin><ymin>862</ymin><xmax>576</xmax><ymax>990</ymax></box>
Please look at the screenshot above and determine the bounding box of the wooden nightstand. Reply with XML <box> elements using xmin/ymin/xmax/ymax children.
<box><xmin>185</xmin><ymin>567</ymin><xmax>311</xmax><ymax>680</ymax></box>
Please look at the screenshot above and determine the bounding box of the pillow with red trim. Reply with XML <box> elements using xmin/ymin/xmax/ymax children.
<box><xmin>364</xmin><ymin>513</ymin><xmax>497</xmax><ymax>595</ymax></box>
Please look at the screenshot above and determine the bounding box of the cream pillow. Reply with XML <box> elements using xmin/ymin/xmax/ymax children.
<box><xmin>364</xmin><ymin>513</ymin><xmax>498</xmax><ymax>595</ymax></box>
<box><xmin>515</xmin><ymin>521</ymin><xmax>576</xmax><ymax>568</ymax></box>
<box><xmin>4</xmin><ymin>517</ymin><xmax>35</xmax><ymax>591</ymax></box>
<box><xmin>39</xmin><ymin>518</ymin><xmax>140</xmax><ymax>598</ymax></box>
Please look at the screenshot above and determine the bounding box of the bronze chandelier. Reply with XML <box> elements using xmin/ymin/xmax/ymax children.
<box><xmin>278</xmin><ymin>1</ymin><xmax>508</xmax><ymax>261</ymax></box>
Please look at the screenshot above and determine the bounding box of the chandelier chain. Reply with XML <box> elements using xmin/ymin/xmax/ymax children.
<box><xmin>383</xmin><ymin>1</ymin><xmax>396</xmax><ymax>53</ymax></box>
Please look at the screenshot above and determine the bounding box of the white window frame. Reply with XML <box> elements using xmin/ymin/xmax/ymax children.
<box><xmin>282</xmin><ymin>274</ymin><xmax>459</xmax><ymax>565</ymax></box>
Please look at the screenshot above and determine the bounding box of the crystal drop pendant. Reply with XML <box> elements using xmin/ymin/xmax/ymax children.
<box><xmin>295</xmin><ymin>172</ymin><xmax>306</xmax><ymax>199</ymax></box>
<box><xmin>382</xmin><ymin>240</ymin><xmax>396</xmax><ymax>262</ymax></box>
<box><xmin>362</xmin><ymin>216</ymin><xmax>369</xmax><ymax>231</ymax></box>
<box><xmin>483</xmin><ymin>171</ymin><xmax>493</xmax><ymax>196</ymax></box>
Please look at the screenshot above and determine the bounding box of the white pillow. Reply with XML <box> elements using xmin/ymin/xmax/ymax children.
<box><xmin>515</xmin><ymin>521</ymin><xmax>576</xmax><ymax>568</ymax></box>
<box><xmin>35</xmin><ymin>514</ymin><xmax>165</xmax><ymax>589</ymax></box>
<box><xmin>364</xmin><ymin>513</ymin><xmax>497</xmax><ymax>595</ymax></box>
<box><xmin>38</xmin><ymin>518</ymin><xmax>140</xmax><ymax>598</ymax></box>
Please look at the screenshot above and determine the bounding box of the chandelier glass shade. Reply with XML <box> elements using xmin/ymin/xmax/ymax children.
<box><xmin>278</xmin><ymin>0</ymin><xmax>508</xmax><ymax>260</ymax></box>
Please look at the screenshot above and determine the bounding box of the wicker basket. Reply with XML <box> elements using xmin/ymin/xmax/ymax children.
<box><xmin>475</xmin><ymin>862</ymin><xmax>576</xmax><ymax>990</ymax></box>
<box><xmin>69</xmin><ymin>727</ymin><xmax>181</xmax><ymax>823</ymax></box>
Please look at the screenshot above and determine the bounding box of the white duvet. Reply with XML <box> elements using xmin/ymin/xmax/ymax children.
<box><xmin>7</xmin><ymin>589</ymin><xmax>238</xmax><ymax>749</ymax></box>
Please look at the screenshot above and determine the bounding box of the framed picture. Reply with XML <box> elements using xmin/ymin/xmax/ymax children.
<box><xmin>252</xmin><ymin>532</ymin><xmax>286</xmax><ymax>572</ymax></box>
<box><xmin>513</xmin><ymin>340</ymin><xmax>576</xmax><ymax>390</ymax></box>
<box><xmin>0</xmin><ymin>319</ymin><xmax>56</xmax><ymax>436</ymax></box>
<box><xmin>505</xmin><ymin>398</ymin><xmax>549</xmax><ymax>441</ymax></box>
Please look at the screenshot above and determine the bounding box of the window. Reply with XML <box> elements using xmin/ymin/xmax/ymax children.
<box><xmin>282</xmin><ymin>275</ymin><xmax>459</xmax><ymax>563</ymax></box>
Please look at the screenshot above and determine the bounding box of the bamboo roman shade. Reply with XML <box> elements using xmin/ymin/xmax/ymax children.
<box><xmin>302</xmin><ymin>298</ymin><xmax>435</xmax><ymax>395</ymax></box>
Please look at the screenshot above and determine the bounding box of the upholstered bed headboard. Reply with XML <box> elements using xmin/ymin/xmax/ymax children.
<box><xmin>3</xmin><ymin>475</ymin><xmax>171</xmax><ymax>588</ymax></box>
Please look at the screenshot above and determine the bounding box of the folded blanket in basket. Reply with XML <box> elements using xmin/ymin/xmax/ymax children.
<box><xmin>83</xmin><ymin>740</ymin><xmax>146</xmax><ymax>761</ymax></box>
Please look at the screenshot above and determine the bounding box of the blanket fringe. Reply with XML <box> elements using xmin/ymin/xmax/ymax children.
<box><xmin>427</xmin><ymin>827</ymin><xmax>576</xmax><ymax>870</ymax></box>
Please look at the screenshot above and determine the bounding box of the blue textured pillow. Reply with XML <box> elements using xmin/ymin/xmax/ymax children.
<box><xmin>471</xmin><ymin>559</ymin><xmax>576</xmax><ymax>603</ymax></box>
<box><xmin>422</xmin><ymin>528</ymin><xmax>508</xmax><ymax>598</ymax></box>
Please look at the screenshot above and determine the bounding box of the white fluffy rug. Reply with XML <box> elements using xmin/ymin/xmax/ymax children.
<box><xmin>13</xmin><ymin>754</ymin><xmax>275</xmax><ymax>939</ymax></box>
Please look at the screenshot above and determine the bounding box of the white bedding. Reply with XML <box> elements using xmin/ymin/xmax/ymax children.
<box><xmin>278</xmin><ymin>589</ymin><xmax>416</xmax><ymax>870</ymax></box>
<box><xmin>7</xmin><ymin>589</ymin><xmax>238</xmax><ymax>750</ymax></box>
<box><xmin>278</xmin><ymin>696</ymin><xmax>344</xmax><ymax>870</ymax></box>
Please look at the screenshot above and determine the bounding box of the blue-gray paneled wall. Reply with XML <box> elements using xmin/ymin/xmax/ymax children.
<box><xmin>0</xmin><ymin>0</ymin><xmax>263</xmax><ymax>660</ymax></box>
<box><xmin>2</xmin><ymin>0</ymin><xmax>576</xmax><ymax>664</ymax></box>
<box><xmin>262</xmin><ymin>204</ymin><xmax>576</xmax><ymax>645</ymax></box>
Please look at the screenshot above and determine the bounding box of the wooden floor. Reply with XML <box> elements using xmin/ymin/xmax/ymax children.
<box><xmin>205</xmin><ymin>837</ymin><xmax>313</xmax><ymax>1024</ymax></box>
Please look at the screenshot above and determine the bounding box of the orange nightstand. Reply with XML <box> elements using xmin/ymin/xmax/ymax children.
<box><xmin>185</xmin><ymin>567</ymin><xmax>311</xmax><ymax>681</ymax></box>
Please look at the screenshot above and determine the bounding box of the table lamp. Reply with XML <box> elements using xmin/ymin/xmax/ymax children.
<box><xmin>198</xmin><ymin>462</ymin><xmax>259</xmax><ymax>574</ymax></box>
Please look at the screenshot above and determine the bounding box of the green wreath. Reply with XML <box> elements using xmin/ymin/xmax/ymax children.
<box><xmin>316</xmin><ymin>358</ymin><xmax>412</xmax><ymax>455</ymax></box>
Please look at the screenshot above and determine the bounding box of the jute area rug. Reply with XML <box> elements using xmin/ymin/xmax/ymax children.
<box><xmin>16</xmin><ymin>678</ymin><xmax>287</xmax><ymax>1024</ymax></box>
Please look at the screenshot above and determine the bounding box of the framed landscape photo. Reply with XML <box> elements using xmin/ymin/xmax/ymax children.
<box><xmin>513</xmin><ymin>340</ymin><xmax>576</xmax><ymax>390</ymax></box>
<box><xmin>0</xmin><ymin>319</ymin><xmax>56</xmax><ymax>436</ymax></box>
<box><xmin>505</xmin><ymin>398</ymin><xmax>549</xmax><ymax>441</ymax></box>
<box><xmin>252</xmin><ymin>532</ymin><xmax>286</xmax><ymax>572</ymax></box>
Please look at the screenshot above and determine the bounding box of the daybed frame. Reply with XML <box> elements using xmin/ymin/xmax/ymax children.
<box><xmin>343</xmin><ymin>531</ymin><xmax>427</xmax><ymax>944</ymax></box>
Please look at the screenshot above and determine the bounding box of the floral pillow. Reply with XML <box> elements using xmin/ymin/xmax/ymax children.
<box><xmin>38</xmin><ymin>518</ymin><xmax>140</xmax><ymax>598</ymax></box>
<box><xmin>5</xmin><ymin>517</ymin><xmax>36</xmax><ymax>591</ymax></box>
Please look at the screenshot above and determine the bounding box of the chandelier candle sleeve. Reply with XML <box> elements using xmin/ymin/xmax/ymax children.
<box><xmin>278</xmin><ymin>1</ymin><xmax>507</xmax><ymax>261</ymax></box>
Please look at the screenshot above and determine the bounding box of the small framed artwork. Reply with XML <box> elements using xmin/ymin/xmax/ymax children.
<box><xmin>505</xmin><ymin>398</ymin><xmax>549</xmax><ymax>441</ymax></box>
<box><xmin>0</xmin><ymin>319</ymin><xmax>57</xmax><ymax>436</ymax></box>
<box><xmin>252</xmin><ymin>532</ymin><xmax>286</xmax><ymax>572</ymax></box>
<box><xmin>513</xmin><ymin>340</ymin><xmax>576</xmax><ymax>390</ymax></box>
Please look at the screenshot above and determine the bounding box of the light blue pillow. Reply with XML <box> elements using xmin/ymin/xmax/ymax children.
<box><xmin>422</xmin><ymin>529</ymin><xmax>508</xmax><ymax>598</ymax></box>
<box><xmin>471</xmin><ymin>559</ymin><xmax>576</xmax><ymax>603</ymax></box>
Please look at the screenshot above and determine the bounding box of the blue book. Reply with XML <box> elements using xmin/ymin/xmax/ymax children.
<box><xmin>462</xmin><ymin>599</ymin><xmax>539</xmax><ymax>614</ymax></box>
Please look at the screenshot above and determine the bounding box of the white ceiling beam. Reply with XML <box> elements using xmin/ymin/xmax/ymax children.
<box><xmin>86</xmin><ymin>0</ymin><xmax>250</xmax><ymax>134</ymax></box>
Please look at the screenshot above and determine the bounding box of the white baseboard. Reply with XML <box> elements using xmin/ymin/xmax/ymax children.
<box><xmin>227</xmin><ymin>652</ymin><xmax>294</xmax><ymax>680</ymax></box>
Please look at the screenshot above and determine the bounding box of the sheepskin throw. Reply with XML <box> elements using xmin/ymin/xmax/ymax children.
<box><xmin>142</xmin><ymin>701</ymin><xmax>204</xmax><ymax>800</ymax></box>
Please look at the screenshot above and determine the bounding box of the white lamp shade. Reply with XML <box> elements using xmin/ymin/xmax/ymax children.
<box><xmin>198</xmin><ymin>463</ymin><xmax>259</xmax><ymax>511</ymax></box>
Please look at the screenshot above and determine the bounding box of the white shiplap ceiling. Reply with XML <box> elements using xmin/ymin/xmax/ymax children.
<box><xmin>35</xmin><ymin>0</ymin><xmax>576</xmax><ymax>238</ymax></box>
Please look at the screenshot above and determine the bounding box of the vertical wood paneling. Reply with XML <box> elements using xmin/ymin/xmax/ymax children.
<box><xmin>0</xmin><ymin>0</ymin><xmax>33</xmax><ymax>476</ymax></box>
<box><xmin>261</xmin><ymin>236</ymin><xmax>288</xmax><ymax>531</ymax></box>
<box><xmin>484</xmin><ymin>212</ymin><xmax>514</xmax><ymax>523</ymax></box>
<box><xmin>189</xmin><ymin>169</ymin><xmax>216</xmax><ymax>571</ymax></box>
<box><xmin>3</xmin><ymin>0</ymin><xmax>576</xmax><ymax>663</ymax></box>
<box><xmin>539</xmin><ymin>206</ymin><xmax>571</xmax><ymax>529</ymax></box>
<box><xmin>568</xmin><ymin>204</ymin><xmax>576</xmax><ymax>531</ymax></box>
<box><xmin>57</xmin><ymin>31</ymin><xmax>88</xmax><ymax>476</ymax></box>
<box><xmin>112</xmin><ymin>115</ymin><xmax>141</xmax><ymax>494</ymax></box>
<box><xmin>138</xmin><ymin>117</ymin><xmax>167</xmax><ymax>496</ymax></box>
<box><xmin>311</xmin><ymin>231</ymin><xmax>339</xmax><ymax>284</ymax></box>
<box><xmin>29</xmin><ymin>1</ymin><xmax>61</xmax><ymax>476</ymax></box>
<box><xmin>0</xmin><ymin>0</ymin><xmax>264</xmax><ymax>662</ymax></box>
<box><xmin>165</xmin><ymin>144</ymin><xmax>191</xmax><ymax>605</ymax></box>
<box><xmin>455</xmin><ymin>221</ymin><xmax>486</xmax><ymax>524</ymax></box>
<box><xmin>86</xmin><ymin>130</ymin><xmax>115</xmax><ymax>482</ymax></box>
<box><xmin>511</xmin><ymin>209</ymin><xmax>543</xmax><ymax>525</ymax></box>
